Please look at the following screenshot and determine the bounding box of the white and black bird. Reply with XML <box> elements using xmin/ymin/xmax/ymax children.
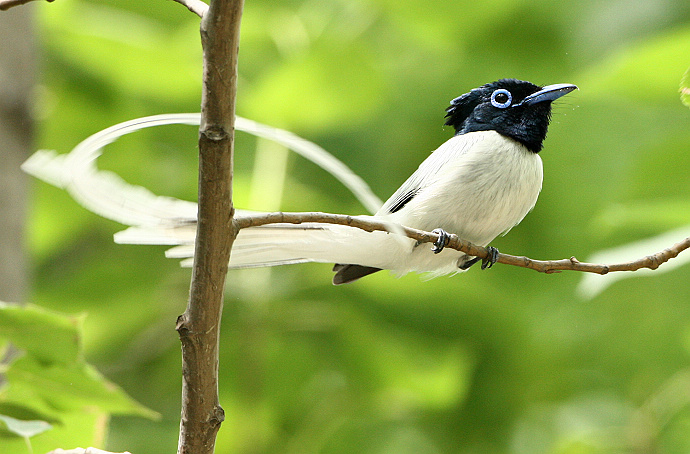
<box><xmin>72</xmin><ymin>79</ymin><xmax>576</xmax><ymax>285</ymax></box>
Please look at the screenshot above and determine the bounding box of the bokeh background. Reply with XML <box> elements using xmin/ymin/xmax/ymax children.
<box><xmin>2</xmin><ymin>0</ymin><xmax>690</xmax><ymax>452</ymax></box>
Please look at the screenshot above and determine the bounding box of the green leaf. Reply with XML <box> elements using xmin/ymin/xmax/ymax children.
<box><xmin>0</xmin><ymin>414</ymin><xmax>52</xmax><ymax>439</ymax></box>
<box><xmin>0</xmin><ymin>302</ymin><xmax>158</xmax><ymax>424</ymax></box>
<box><xmin>0</xmin><ymin>411</ymin><xmax>106</xmax><ymax>454</ymax></box>
<box><xmin>0</xmin><ymin>303</ymin><xmax>82</xmax><ymax>365</ymax></box>
<box><xmin>3</xmin><ymin>355</ymin><xmax>159</xmax><ymax>421</ymax></box>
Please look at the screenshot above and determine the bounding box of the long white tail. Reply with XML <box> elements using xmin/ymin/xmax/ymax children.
<box><xmin>113</xmin><ymin>212</ymin><xmax>414</xmax><ymax>271</ymax></box>
<box><xmin>21</xmin><ymin>114</ymin><xmax>389</xmax><ymax>266</ymax></box>
<box><xmin>21</xmin><ymin>114</ymin><xmax>381</xmax><ymax>224</ymax></box>
<box><xmin>22</xmin><ymin>113</ymin><xmax>463</xmax><ymax>281</ymax></box>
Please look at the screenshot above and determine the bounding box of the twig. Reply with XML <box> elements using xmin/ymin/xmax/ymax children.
<box><xmin>176</xmin><ymin>0</ymin><xmax>243</xmax><ymax>453</ymax></box>
<box><xmin>170</xmin><ymin>0</ymin><xmax>208</xmax><ymax>18</ymax></box>
<box><xmin>234</xmin><ymin>211</ymin><xmax>690</xmax><ymax>275</ymax></box>
<box><xmin>0</xmin><ymin>0</ymin><xmax>208</xmax><ymax>21</ymax></box>
<box><xmin>47</xmin><ymin>449</ymin><xmax>131</xmax><ymax>454</ymax></box>
<box><xmin>0</xmin><ymin>0</ymin><xmax>52</xmax><ymax>11</ymax></box>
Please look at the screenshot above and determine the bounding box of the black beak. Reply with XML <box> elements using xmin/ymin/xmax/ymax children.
<box><xmin>515</xmin><ymin>83</ymin><xmax>578</xmax><ymax>107</ymax></box>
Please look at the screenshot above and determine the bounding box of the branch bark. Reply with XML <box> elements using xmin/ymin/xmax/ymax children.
<box><xmin>234</xmin><ymin>211</ymin><xmax>690</xmax><ymax>275</ymax></box>
<box><xmin>176</xmin><ymin>0</ymin><xmax>243</xmax><ymax>453</ymax></box>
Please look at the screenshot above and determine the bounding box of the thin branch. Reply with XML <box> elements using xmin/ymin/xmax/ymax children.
<box><xmin>47</xmin><ymin>449</ymin><xmax>130</xmax><ymax>454</ymax></box>
<box><xmin>234</xmin><ymin>211</ymin><xmax>690</xmax><ymax>275</ymax></box>
<box><xmin>0</xmin><ymin>0</ymin><xmax>52</xmax><ymax>11</ymax></box>
<box><xmin>170</xmin><ymin>0</ymin><xmax>208</xmax><ymax>18</ymax></box>
<box><xmin>176</xmin><ymin>0</ymin><xmax>243</xmax><ymax>453</ymax></box>
<box><xmin>0</xmin><ymin>0</ymin><xmax>208</xmax><ymax>18</ymax></box>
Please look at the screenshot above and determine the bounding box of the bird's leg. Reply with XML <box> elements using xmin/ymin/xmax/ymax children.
<box><xmin>430</xmin><ymin>228</ymin><xmax>450</xmax><ymax>253</ymax></box>
<box><xmin>458</xmin><ymin>256</ymin><xmax>480</xmax><ymax>270</ymax></box>
<box><xmin>458</xmin><ymin>246</ymin><xmax>499</xmax><ymax>270</ymax></box>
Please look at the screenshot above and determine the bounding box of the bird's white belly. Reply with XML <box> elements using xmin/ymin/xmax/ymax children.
<box><xmin>385</xmin><ymin>131</ymin><xmax>543</xmax><ymax>275</ymax></box>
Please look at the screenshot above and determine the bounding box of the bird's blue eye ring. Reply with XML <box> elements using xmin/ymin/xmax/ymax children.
<box><xmin>490</xmin><ymin>89</ymin><xmax>512</xmax><ymax>108</ymax></box>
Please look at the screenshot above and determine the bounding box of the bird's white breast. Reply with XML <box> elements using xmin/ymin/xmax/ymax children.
<box><xmin>393</xmin><ymin>130</ymin><xmax>543</xmax><ymax>247</ymax></box>
<box><xmin>363</xmin><ymin>130</ymin><xmax>544</xmax><ymax>276</ymax></box>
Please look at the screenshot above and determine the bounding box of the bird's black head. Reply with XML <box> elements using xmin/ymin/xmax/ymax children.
<box><xmin>444</xmin><ymin>79</ymin><xmax>577</xmax><ymax>152</ymax></box>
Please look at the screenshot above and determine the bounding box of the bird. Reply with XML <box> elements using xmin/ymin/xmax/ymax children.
<box><xmin>110</xmin><ymin>79</ymin><xmax>577</xmax><ymax>284</ymax></box>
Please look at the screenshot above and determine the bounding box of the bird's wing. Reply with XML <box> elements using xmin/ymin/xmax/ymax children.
<box><xmin>376</xmin><ymin>132</ymin><xmax>486</xmax><ymax>215</ymax></box>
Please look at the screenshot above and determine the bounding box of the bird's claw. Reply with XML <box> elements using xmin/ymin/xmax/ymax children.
<box><xmin>458</xmin><ymin>246</ymin><xmax>500</xmax><ymax>270</ymax></box>
<box><xmin>431</xmin><ymin>228</ymin><xmax>450</xmax><ymax>254</ymax></box>
<box><xmin>480</xmin><ymin>246</ymin><xmax>499</xmax><ymax>270</ymax></box>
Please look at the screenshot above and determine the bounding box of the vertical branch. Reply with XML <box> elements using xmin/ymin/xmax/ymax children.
<box><xmin>176</xmin><ymin>0</ymin><xmax>244</xmax><ymax>453</ymax></box>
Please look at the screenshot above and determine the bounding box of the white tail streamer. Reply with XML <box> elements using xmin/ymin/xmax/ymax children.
<box><xmin>21</xmin><ymin>113</ymin><xmax>382</xmax><ymax>229</ymax></box>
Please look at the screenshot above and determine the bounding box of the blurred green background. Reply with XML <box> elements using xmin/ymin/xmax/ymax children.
<box><xmin>5</xmin><ymin>0</ymin><xmax>690</xmax><ymax>452</ymax></box>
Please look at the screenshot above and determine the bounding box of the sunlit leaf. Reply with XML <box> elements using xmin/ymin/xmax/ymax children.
<box><xmin>0</xmin><ymin>414</ymin><xmax>52</xmax><ymax>439</ymax></box>
<box><xmin>0</xmin><ymin>412</ymin><xmax>106</xmax><ymax>454</ymax></box>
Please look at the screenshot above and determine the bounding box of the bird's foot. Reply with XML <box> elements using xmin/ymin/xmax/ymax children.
<box><xmin>481</xmin><ymin>246</ymin><xmax>499</xmax><ymax>270</ymax></box>
<box><xmin>458</xmin><ymin>246</ymin><xmax>500</xmax><ymax>270</ymax></box>
<box><xmin>431</xmin><ymin>228</ymin><xmax>450</xmax><ymax>254</ymax></box>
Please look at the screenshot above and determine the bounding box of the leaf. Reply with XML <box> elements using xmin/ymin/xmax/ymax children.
<box><xmin>0</xmin><ymin>412</ymin><xmax>107</xmax><ymax>454</ymax></box>
<box><xmin>3</xmin><ymin>355</ymin><xmax>159</xmax><ymax>421</ymax></box>
<box><xmin>0</xmin><ymin>302</ymin><xmax>158</xmax><ymax>423</ymax></box>
<box><xmin>0</xmin><ymin>303</ymin><xmax>82</xmax><ymax>365</ymax></box>
<box><xmin>0</xmin><ymin>414</ymin><xmax>52</xmax><ymax>438</ymax></box>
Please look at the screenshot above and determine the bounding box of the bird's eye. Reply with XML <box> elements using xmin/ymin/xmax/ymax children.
<box><xmin>490</xmin><ymin>89</ymin><xmax>512</xmax><ymax>108</ymax></box>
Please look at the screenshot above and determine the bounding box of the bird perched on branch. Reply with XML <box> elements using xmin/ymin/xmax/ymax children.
<box><xmin>24</xmin><ymin>79</ymin><xmax>576</xmax><ymax>285</ymax></box>
<box><xmin>328</xmin><ymin>79</ymin><xmax>577</xmax><ymax>283</ymax></box>
<box><xmin>123</xmin><ymin>79</ymin><xmax>576</xmax><ymax>284</ymax></box>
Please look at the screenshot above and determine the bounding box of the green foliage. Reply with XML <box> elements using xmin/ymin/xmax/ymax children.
<box><xmin>19</xmin><ymin>0</ymin><xmax>690</xmax><ymax>453</ymax></box>
<box><xmin>0</xmin><ymin>303</ymin><xmax>156</xmax><ymax>453</ymax></box>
